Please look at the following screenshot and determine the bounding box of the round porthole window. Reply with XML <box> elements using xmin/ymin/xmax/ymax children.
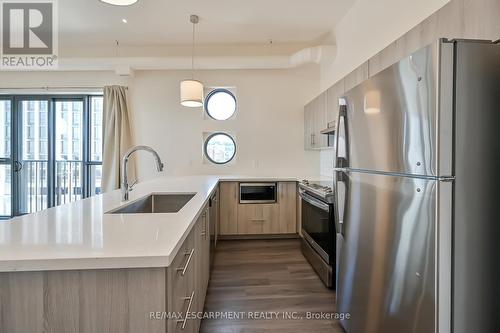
<box><xmin>204</xmin><ymin>133</ymin><xmax>236</xmax><ymax>164</ymax></box>
<box><xmin>204</xmin><ymin>89</ymin><xmax>237</xmax><ymax>120</ymax></box>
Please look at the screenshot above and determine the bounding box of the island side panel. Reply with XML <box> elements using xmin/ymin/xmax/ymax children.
<box><xmin>0</xmin><ymin>268</ymin><xmax>167</xmax><ymax>333</ymax></box>
<box><xmin>0</xmin><ymin>271</ymin><xmax>45</xmax><ymax>333</ymax></box>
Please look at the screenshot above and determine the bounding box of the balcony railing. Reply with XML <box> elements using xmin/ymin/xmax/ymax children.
<box><xmin>19</xmin><ymin>160</ymin><xmax>101</xmax><ymax>214</ymax></box>
<box><xmin>19</xmin><ymin>160</ymin><xmax>48</xmax><ymax>214</ymax></box>
<box><xmin>55</xmin><ymin>160</ymin><xmax>83</xmax><ymax>206</ymax></box>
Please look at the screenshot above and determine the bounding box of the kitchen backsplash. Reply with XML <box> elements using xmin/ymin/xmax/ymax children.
<box><xmin>320</xmin><ymin>149</ymin><xmax>335</xmax><ymax>178</ymax></box>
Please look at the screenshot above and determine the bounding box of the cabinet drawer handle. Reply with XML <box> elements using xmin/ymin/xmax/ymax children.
<box><xmin>177</xmin><ymin>290</ymin><xmax>195</xmax><ymax>330</ymax></box>
<box><xmin>250</xmin><ymin>218</ymin><xmax>266</xmax><ymax>222</ymax></box>
<box><xmin>176</xmin><ymin>249</ymin><xmax>195</xmax><ymax>276</ymax></box>
<box><xmin>201</xmin><ymin>209</ymin><xmax>208</xmax><ymax>237</ymax></box>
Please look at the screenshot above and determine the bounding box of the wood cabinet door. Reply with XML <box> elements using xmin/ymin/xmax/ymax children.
<box><xmin>344</xmin><ymin>61</ymin><xmax>369</xmax><ymax>92</ymax></box>
<box><xmin>213</xmin><ymin>186</ymin><xmax>220</xmax><ymax>246</ymax></box>
<box><xmin>278</xmin><ymin>182</ymin><xmax>297</xmax><ymax>234</ymax></box>
<box><xmin>168</xmin><ymin>230</ymin><xmax>195</xmax><ymax>333</ymax></box>
<box><xmin>305</xmin><ymin>92</ymin><xmax>330</xmax><ymax>149</ymax></box>
<box><xmin>237</xmin><ymin>203</ymin><xmax>279</xmax><ymax>234</ymax></box>
<box><xmin>310</xmin><ymin>98</ymin><xmax>319</xmax><ymax>148</ymax></box>
<box><xmin>193</xmin><ymin>207</ymin><xmax>210</xmax><ymax>333</ymax></box>
<box><xmin>201</xmin><ymin>207</ymin><xmax>210</xmax><ymax>293</ymax></box>
<box><xmin>326</xmin><ymin>79</ymin><xmax>345</xmax><ymax>126</ymax></box>
<box><xmin>304</xmin><ymin>101</ymin><xmax>314</xmax><ymax>150</ymax></box>
<box><xmin>314</xmin><ymin>92</ymin><xmax>328</xmax><ymax>148</ymax></box>
<box><xmin>219</xmin><ymin>182</ymin><xmax>238</xmax><ymax>235</ymax></box>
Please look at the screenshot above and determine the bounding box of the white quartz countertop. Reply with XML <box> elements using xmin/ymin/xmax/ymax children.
<box><xmin>0</xmin><ymin>175</ymin><xmax>332</xmax><ymax>272</ymax></box>
<box><xmin>0</xmin><ymin>176</ymin><xmax>219</xmax><ymax>272</ymax></box>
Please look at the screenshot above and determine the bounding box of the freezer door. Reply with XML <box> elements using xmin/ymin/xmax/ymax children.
<box><xmin>340</xmin><ymin>40</ymin><xmax>453</xmax><ymax>177</ymax></box>
<box><xmin>336</xmin><ymin>171</ymin><xmax>452</xmax><ymax>333</ymax></box>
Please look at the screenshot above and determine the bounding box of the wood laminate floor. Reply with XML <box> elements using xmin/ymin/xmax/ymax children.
<box><xmin>200</xmin><ymin>239</ymin><xmax>344</xmax><ymax>333</ymax></box>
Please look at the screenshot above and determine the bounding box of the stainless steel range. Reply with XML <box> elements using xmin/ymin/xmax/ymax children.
<box><xmin>298</xmin><ymin>179</ymin><xmax>336</xmax><ymax>288</ymax></box>
<box><xmin>299</xmin><ymin>180</ymin><xmax>334</xmax><ymax>203</ymax></box>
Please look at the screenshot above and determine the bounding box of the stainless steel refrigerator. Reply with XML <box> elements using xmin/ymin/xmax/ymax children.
<box><xmin>334</xmin><ymin>39</ymin><xmax>500</xmax><ymax>333</ymax></box>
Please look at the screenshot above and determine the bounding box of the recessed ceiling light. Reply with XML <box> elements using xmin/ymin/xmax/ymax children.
<box><xmin>122</xmin><ymin>18</ymin><xmax>128</xmax><ymax>23</ymax></box>
<box><xmin>100</xmin><ymin>0</ymin><xmax>138</xmax><ymax>6</ymax></box>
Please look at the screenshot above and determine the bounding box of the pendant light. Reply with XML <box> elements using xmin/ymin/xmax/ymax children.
<box><xmin>180</xmin><ymin>15</ymin><xmax>204</xmax><ymax>107</ymax></box>
<box><xmin>99</xmin><ymin>0</ymin><xmax>138</xmax><ymax>6</ymax></box>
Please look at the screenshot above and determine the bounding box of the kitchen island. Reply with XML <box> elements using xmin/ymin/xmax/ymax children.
<box><xmin>0</xmin><ymin>175</ymin><xmax>319</xmax><ymax>333</ymax></box>
<box><xmin>0</xmin><ymin>175</ymin><xmax>219</xmax><ymax>333</ymax></box>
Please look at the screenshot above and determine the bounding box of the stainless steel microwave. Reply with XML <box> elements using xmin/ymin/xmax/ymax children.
<box><xmin>239</xmin><ymin>183</ymin><xmax>277</xmax><ymax>204</ymax></box>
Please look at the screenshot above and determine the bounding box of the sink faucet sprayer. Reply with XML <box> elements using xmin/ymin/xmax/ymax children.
<box><xmin>121</xmin><ymin>145</ymin><xmax>164</xmax><ymax>201</ymax></box>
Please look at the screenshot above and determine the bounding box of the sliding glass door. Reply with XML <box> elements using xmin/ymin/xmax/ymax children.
<box><xmin>0</xmin><ymin>98</ymin><xmax>12</xmax><ymax>218</ymax></box>
<box><xmin>54</xmin><ymin>99</ymin><xmax>84</xmax><ymax>205</ymax></box>
<box><xmin>88</xmin><ymin>96</ymin><xmax>103</xmax><ymax>197</ymax></box>
<box><xmin>17</xmin><ymin>99</ymin><xmax>50</xmax><ymax>214</ymax></box>
<box><xmin>0</xmin><ymin>95</ymin><xmax>103</xmax><ymax>219</ymax></box>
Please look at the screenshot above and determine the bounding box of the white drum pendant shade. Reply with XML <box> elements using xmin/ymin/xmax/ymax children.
<box><xmin>100</xmin><ymin>0</ymin><xmax>138</xmax><ymax>6</ymax></box>
<box><xmin>180</xmin><ymin>79</ymin><xmax>204</xmax><ymax>107</ymax></box>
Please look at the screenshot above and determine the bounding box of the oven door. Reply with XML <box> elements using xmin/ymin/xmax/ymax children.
<box><xmin>300</xmin><ymin>190</ymin><xmax>335</xmax><ymax>264</ymax></box>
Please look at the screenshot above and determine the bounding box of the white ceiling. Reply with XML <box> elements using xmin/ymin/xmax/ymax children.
<box><xmin>59</xmin><ymin>0</ymin><xmax>356</xmax><ymax>48</ymax></box>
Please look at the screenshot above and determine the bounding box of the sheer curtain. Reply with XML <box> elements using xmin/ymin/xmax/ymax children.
<box><xmin>102</xmin><ymin>85</ymin><xmax>134</xmax><ymax>192</ymax></box>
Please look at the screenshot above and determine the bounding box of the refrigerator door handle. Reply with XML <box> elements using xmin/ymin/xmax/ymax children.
<box><xmin>335</xmin><ymin>98</ymin><xmax>349</xmax><ymax>168</ymax></box>
<box><xmin>334</xmin><ymin>98</ymin><xmax>349</xmax><ymax>237</ymax></box>
<box><xmin>333</xmin><ymin>167</ymin><xmax>348</xmax><ymax>301</ymax></box>
<box><xmin>334</xmin><ymin>170</ymin><xmax>347</xmax><ymax>236</ymax></box>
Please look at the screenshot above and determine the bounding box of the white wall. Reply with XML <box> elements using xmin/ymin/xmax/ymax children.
<box><xmin>319</xmin><ymin>149</ymin><xmax>334</xmax><ymax>178</ymax></box>
<box><xmin>0</xmin><ymin>66</ymin><xmax>321</xmax><ymax>180</ymax></box>
<box><xmin>129</xmin><ymin>66</ymin><xmax>320</xmax><ymax>180</ymax></box>
<box><xmin>320</xmin><ymin>0</ymin><xmax>449</xmax><ymax>90</ymax></box>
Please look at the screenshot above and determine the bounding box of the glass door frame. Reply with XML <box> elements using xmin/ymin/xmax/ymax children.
<box><xmin>0</xmin><ymin>96</ymin><xmax>14</xmax><ymax>219</ymax></box>
<box><xmin>0</xmin><ymin>94</ymin><xmax>100</xmax><ymax>219</ymax></box>
<box><xmin>13</xmin><ymin>95</ymin><xmax>52</xmax><ymax>216</ymax></box>
<box><xmin>85</xmin><ymin>95</ymin><xmax>102</xmax><ymax>197</ymax></box>
<box><xmin>52</xmin><ymin>96</ymin><xmax>87</xmax><ymax>206</ymax></box>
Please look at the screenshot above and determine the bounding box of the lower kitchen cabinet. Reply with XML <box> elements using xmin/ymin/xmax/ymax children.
<box><xmin>278</xmin><ymin>182</ymin><xmax>297</xmax><ymax>234</ymax></box>
<box><xmin>0</xmin><ymin>268</ymin><xmax>168</xmax><ymax>333</ymax></box>
<box><xmin>219</xmin><ymin>182</ymin><xmax>239</xmax><ymax>235</ymax></box>
<box><xmin>0</xmin><ymin>203</ymin><xmax>213</xmax><ymax>333</ymax></box>
<box><xmin>168</xmin><ymin>228</ymin><xmax>196</xmax><ymax>333</ymax></box>
<box><xmin>194</xmin><ymin>206</ymin><xmax>210</xmax><ymax>332</ymax></box>
<box><xmin>219</xmin><ymin>181</ymin><xmax>297</xmax><ymax>236</ymax></box>
<box><xmin>237</xmin><ymin>203</ymin><xmax>280</xmax><ymax>234</ymax></box>
<box><xmin>168</xmin><ymin>203</ymin><xmax>211</xmax><ymax>333</ymax></box>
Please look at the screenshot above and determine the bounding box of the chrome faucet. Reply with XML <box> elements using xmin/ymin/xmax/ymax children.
<box><xmin>121</xmin><ymin>145</ymin><xmax>164</xmax><ymax>201</ymax></box>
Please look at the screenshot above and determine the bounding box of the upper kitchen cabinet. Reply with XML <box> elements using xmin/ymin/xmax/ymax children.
<box><xmin>304</xmin><ymin>91</ymin><xmax>329</xmax><ymax>150</ymax></box>
<box><xmin>344</xmin><ymin>61</ymin><xmax>369</xmax><ymax>92</ymax></box>
<box><xmin>304</xmin><ymin>100</ymin><xmax>315</xmax><ymax>150</ymax></box>
<box><xmin>326</xmin><ymin>79</ymin><xmax>345</xmax><ymax>127</ymax></box>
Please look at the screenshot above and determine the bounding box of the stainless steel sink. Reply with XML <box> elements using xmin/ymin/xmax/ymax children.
<box><xmin>107</xmin><ymin>193</ymin><xmax>196</xmax><ymax>214</ymax></box>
